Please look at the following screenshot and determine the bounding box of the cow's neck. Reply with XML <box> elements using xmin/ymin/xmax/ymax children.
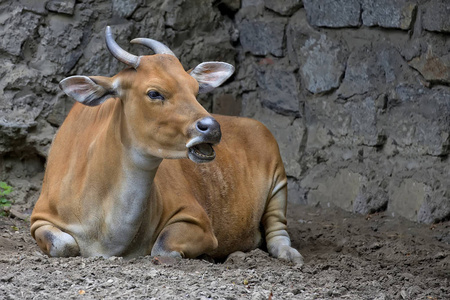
<box><xmin>93</xmin><ymin>103</ymin><xmax>164</xmax><ymax>256</ymax></box>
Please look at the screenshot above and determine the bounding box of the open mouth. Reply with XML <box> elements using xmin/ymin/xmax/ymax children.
<box><xmin>188</xmin><ymin>143</ymin><xmax>216</xmax><ymax>163</ymax></box>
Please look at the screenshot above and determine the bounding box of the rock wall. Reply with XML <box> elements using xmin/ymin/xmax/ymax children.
<box><xmin>0</xmin><ymin>0</ymin><xmax>449</xmax><ymax>223</ymax></box>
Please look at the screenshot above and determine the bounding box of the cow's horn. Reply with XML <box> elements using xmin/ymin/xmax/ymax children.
<box><xmin>130</xmin><ymin>38</ymin><xmax>176</xmax><ymax>57</ymax></box>
<box><xmin>105</xmin><ymin>26</ymin><xmax>140</xmax><ymax>69</ymax></box>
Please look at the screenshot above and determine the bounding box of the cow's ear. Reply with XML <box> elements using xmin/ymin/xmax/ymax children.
<box><xmin>189</xmin><ymin>62</ymin><xmax>234</xmax><ymax>94</ymax></box>
<box><xmin>59</xmin><ymin>76</ymin><xmax>117</xmax><ymax>106</ymax></box>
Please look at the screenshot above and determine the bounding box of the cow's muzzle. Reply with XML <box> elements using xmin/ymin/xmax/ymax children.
<box><xmin>186</xmin><ymin>117</ymin><xmax>221</xmax><ymax>163</ymax></box>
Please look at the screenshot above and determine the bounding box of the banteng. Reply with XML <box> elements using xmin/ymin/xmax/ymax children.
<box><xmin>30</xmin><ymin>27</ymin><xmax>303</xmax><ymax>264</ymax></box>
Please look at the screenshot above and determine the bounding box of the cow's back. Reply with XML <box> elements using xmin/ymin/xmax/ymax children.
<box><xmin>154</xmin><ymin>114</ymin><xmax>287</xmax><ymax>259</ymax></box>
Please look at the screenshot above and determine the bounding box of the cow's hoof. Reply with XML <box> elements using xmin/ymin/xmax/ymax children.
<box><xmin>276</xmin><ymin>245</ymin><xmax>304</xmax><ymax>265</ymax></box>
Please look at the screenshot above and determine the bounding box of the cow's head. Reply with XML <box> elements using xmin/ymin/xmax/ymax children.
<box><xmin>59</xmin><ymin>27</ymin><xmax>234</xmax><ymax>164</ymax></box>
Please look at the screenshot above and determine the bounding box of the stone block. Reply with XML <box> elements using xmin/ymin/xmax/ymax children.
<box><xmin>338</xmin><ymin>46</ymin><xmax>412</xmax><ymax>99</ymax></box>
<box><xmin>256</xmin><ymin>64</ymin><xmax>300</xmax><ymax>116</ymax></box>
<box><xmin>75</xmin><ymin>24</ymin><xmax>134</xmax><ymax>76</ymax></box>
<box><xmin>264</xmin><ymin>0</ymin><xmax>302</xmax><ymax>16</ymax></box>
<box><xmin>0</xmin><ymin>122</ymin><xmax>29</xmax><ymax>155</ymax></box>
<box><xmin>46</xmin><ymin>0</ymin><xmax>76</xmax><ymax>15</ymax></box>
<box><xmin>361</xmin><ymin>0</ymin><xmax>416</xmax><ymax>30</ymax></box>
<box><xmin>304</xmin><ymin>95</ymin><xmax>351</xmax><ymax>144</ymax></box>
<box><xmin>0</xmin><ymin>8</ymin><xmax>41</xmax><ymax>56</ymax></box>
<box><xmin>286</xmin><ymin>9</ymin><xmax>319</xmax><ymax>68</ymax></box>
<box><xmin>25</xmin><ymin>118</ymin><xmax>56</xmax><ymax>158</ymax></box>
<box><xmin>422</xmin><ymin>0</ymin><xmax>450</xmax><ymax>33</ymax></box>
<box><xmin>345</xmin><ymin>96</ymin><xmax>385</xmax><ymax>147</ymax></box>
<box><xmin>164</xmin><ymin>0</ymin><xmax>217</xmax><ymax>31</ymax></box>
<box><xmin>32</xmin><ymin>14</ymin><xmax>86</xmax><ymax>75</ymax></box>
<box><xmin>238</xmin><ymin>16</ymin><xmax>287</xmax><ymax>57</ymax></box>
<box><xmin>337</xmin><ymin>47</ymin><xmax>379</xmax><ymax>99</ymax></box>
<box><xmin>353</xmin><ymin>181</ymin><xmax>388</xmax><ymax>214</ymax></box>
<box><xmin>47</xmin><ymin>93</ymin><xmax>75</xmax><ymax>127</ymax></box>
<box><xmin>303</xmin><ymin>0</ymin><xmax>361</xmax><ymax>28</ymax></box>
<box><xmin>19</xmin><ymin>0</ymin><xmax>48</xmax><ymax>15</ymax></box>
<box><xmin>386</xmin><ymin>85</ymin><xmax>450</xmax><ymax>157</ymax></box>
<box><xmin>409</xmin><ymin>47</ymin><xmax>450</xmax><ymax>85</ymax></box>
<box><xmin>0</xmin><ymin>154</ymin><xmax>44</xmax><ymax>206</ymax></box>
<box><xmin>242</xmin><ymin>0</ymin><xmax>263</xmax><ymax>7</ymax></box>
<box><xmin>300</xmin><ymin>35</ymin><xmax>346</xmax><ymax>94</ymax></box>
<box><xmin>417</xmin><ymin>190</ymin><xmax>450</xmax><ymax>223</ymax></box>
<box><xmin>304</xmin><ymin>122</ymin><xmax>333</xmax><ymax>151</ymax></box>
<box><xmin>388</xmin><ymin>179</ymin><xmax>428</xmax><ymax>222</ymax></box>
<box><xmin>287</xmin><ymin>178</ymin><xmax>307</xmax><ymax>205</ymax></box>
<box><xmin>112</xmin><ymin>0</ymin><xmax>142</xmax><ymax>18</ymax></box>
<box><xmin>305</xmin><ymin>168</ymin><xmax>362</xmax><ymax>211</ymax></box>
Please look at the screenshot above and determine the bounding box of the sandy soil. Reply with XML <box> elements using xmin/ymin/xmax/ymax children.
<box><xmin>1</xmin><ymin>204</ymin><xmax>449</xmax><ymax>300</ymax></box>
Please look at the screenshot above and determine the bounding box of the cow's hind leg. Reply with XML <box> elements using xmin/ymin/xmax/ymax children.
<box><xmin>262</xmin><ymin>179</ymin><xmax>304</xmax><ymax>265</ymax></box>
<box><xmin>34</xmin><ymin>224</ymin><xmax>80</xmax><ymax>257</ymax></box>
<box><xmin>151</xmin><ymin>211</ymin><xmax>218</xmax><ymax>259</ymax></box>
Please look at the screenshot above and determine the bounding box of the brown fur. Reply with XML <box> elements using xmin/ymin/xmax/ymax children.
<box><xmin>30</xmin><ymin>53</ymin><xmax>302</xmax><ymax>264</ymax></box>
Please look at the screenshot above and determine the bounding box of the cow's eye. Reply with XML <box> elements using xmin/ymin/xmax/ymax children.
<box><xmin>147</xmin><ymin>90</ymin><xmax>165</xmax><ymax>101</ymax></box>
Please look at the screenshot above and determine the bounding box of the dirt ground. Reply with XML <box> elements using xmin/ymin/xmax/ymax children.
<box><xmin>0</xmin><ymin>204</ymin><xmax>449</xmax><ymax>300</ymax></box>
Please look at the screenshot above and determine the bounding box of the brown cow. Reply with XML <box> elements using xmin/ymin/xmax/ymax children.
<box><xmin>30</xmin><ymin>27</ymin><xmax>303</xmax><ymax>264</ymax></box>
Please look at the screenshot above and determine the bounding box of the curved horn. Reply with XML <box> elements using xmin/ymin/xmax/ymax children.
<box><xmin>130</xmin><ymin>38</ymin><xmax>176</xmax><ymax>57</ymax></box>
<box><xmin>105</xmin><ymin>26</ymin><xmax>140</xmax><ymax>68</ymax></box>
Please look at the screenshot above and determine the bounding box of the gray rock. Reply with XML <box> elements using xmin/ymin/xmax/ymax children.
<box><xmin>417</xmin><ymin>191</ymin><xmax>450</xmax><ymax>223</ymax></box>
<box><xmin>386</xmin><ymin>85</ymin><xmax>450</xmax><ymax>157</ymax></box>
<box><xmin>25</xmin><ymin>118</ymin><xmax>56</xmax><ymax>158</ymax></box>
<box><xmin>303</xmin><ymin>121</ymin><xmax>333</xmax><ymax>151</ymax></box>
<box><xmin>337</xmin><ymin>47</ymin><xmax>379</xmax><ymax>99</ymax></box>
<box><xmin>300</xmin><ymin>35</ymin><xmax>346</xmax><ymax>94</ymax></box>
<box><xmin>388</xmin><ymin>179</ymin><xmax>428</xmax><ymax>222</ymax></box>
<box><xmin>286</xmin><ymin>9</ymin><xmax>318</xmax><ymax>68</ymax></box>
<box><xmin>238</xmin><ymin>16</ymin><xmax>287</xmax><ymax>57</ymax></box>
<box><xmin>256</xmin><ymin>63</ymin><xmax>300</xmax><ymax>116</ymax></box>
<box><xmin>112</xmin><ymin>0</ymin><xmax>142</xmax><ymax>18</ymax></box>
<box><xmin>287</xmin><ymin>7</ymin><xmax>354</xmax><ymax>95</ymax></box>
<box><xmin>304</xmin><ymin>168</ymin><xmax>362</xmax><ymax>211</ymax></box>
<box><xmin>0</xmin><ymin>121</ymin><xmax>30</xmax><ymax>155</ymax></box>
<box><xmin>353</xmin><ymin>181</ymin><xmax>388</xmax><ymax>214</ymax></box>
<box><xmin>409</xmin><ymin>47</ymin><xmax>450</xmax><ymax>85</ymax></box>
<box><xmin>304</xmin><ymin>93</ymin><xmax>352</xmax><ymax>146</ymax></box>
<box><xmin>242</xmin><ymin>0</ymin><xmax>263</xmax><ymax>7</ymax></box>
<box><xmin>0</xmin><ymin>8</ymin><xmax>41</xmax><ymax>56</ymax></box>
<box><xmin>287</xmin><ymin>178</ymin><xmax>307</xmax><ymax>205</ymax></box>
<box><xmin>264</xmin><ymin>0</ymin><xmax>302</xmax><ymax>16</ymax></box>
<box><xmin>19</xmin><ymin>0</ymin><xmax>48</xmax><ymax>15</ymax></box>
<box><xmin>303</xmin><ymin>0</ymin><xmax>361</xmax><ymax>28</ymax></box>
<box><xmin>75</xmin><ymin>23</ymin><xmax>135</xmax><ymax>76</ymax></box>
<box><xmin>422</xmin><ymin>0</ymin><xmax>450</xmax><ymax>33</ymax></box>
<box><xmin>0</xmin><ymin>0</ymin><xmax>449</xmax><ymax>225</ymax></box>
<box><xmin>164</xmin><ymin>0</ymin><xmax>217</xmax><ymax>31</ymax></box>
<box><xmin>361</xmin><ymin>0</ymin><xmax>417</xmax><ymax>30</ymax></box>
<box><xmin>345</xmin><ymin>96</ymin><xmax>385</xmax><ymax>147</ymax></box>
<box><xmin>47</xmin><ymin>93</ymin><xmax>75</xmax><ymax>127</ymax></box>
<box><xmin>46</xmin><ymin>0</ymin><xmax>76</xmax><ymax>15</ymax></box>
<box><xmin>31</xmin><ymin>14</ymin><xmax>86</xmax><ymax>75</ymax></box>
<box><xmin>338</xmin><ymin>46</ymin><xmax>412</xmax><ymax>100</ymax></box>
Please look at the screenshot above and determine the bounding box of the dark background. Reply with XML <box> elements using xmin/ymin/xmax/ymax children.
<box><xmin>0</xmin><ymin>0</ymin><xmax>449</xmax><ymax>223</ymax></box>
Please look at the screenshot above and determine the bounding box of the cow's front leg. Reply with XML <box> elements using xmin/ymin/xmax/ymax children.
<box><xmin>151</xmin><ymin>217</ymin><xmax>218</xmax><ymax>259</ymax></box>
<box><xmin>34</xmin><ymin>224</ymin><xmax>80</xmax><ymax>257</ymax></box>
<box><xmin>263</xmin><ymin>180</ymin><xmax>304</xmax><ymax>265</ymax></box>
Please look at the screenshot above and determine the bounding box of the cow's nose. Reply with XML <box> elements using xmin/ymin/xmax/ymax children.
<box><xmin>196</xmin><ymin>116</ymin><xmax>221</xmax><ymax>142</ymax></box>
